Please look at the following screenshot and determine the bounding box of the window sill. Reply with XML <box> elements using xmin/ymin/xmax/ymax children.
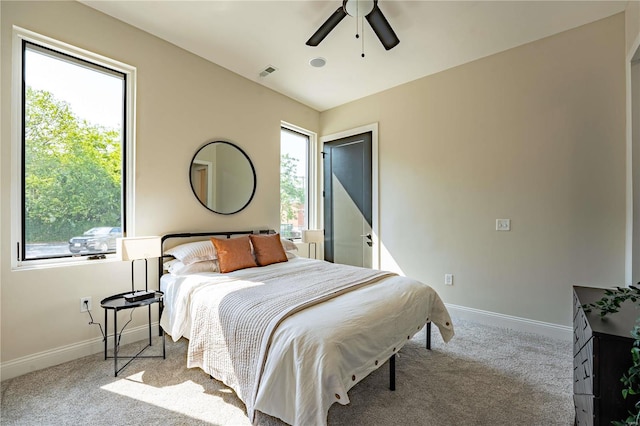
<box><xmin>12</xmin><ymin>254</ymin><xmax>120</xmax><ymax>271</ymax></box>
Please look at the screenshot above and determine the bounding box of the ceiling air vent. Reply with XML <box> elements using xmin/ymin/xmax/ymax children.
<box><xmin>259</xmin><ymin>65</ymin><xmax>277</xmax><ymax>78</ymax></box>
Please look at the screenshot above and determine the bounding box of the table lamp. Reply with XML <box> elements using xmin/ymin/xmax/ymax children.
<box><xmin>302</xmin><ymin>230</ymin><xmax>324</xmax><ymax>259</ymax></box>
<box><xmin>116</xmin><ymin>236</ymin><xmax>161</xmax><ymax>300</ymax></box>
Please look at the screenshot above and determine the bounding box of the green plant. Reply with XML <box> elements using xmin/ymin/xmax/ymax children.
<box><xmin>583</xmin><ymin>284</ymin><xmax>640</xmax><ymax>425</ymax></box>
<box><xmin>582</xmin><ymin>286</ymin><xmax>640</xmax><ymax>317</ymax></box>
<box><xmin>24</xmin><ymin>87</ymin><xmax>121</xmax><ymax>243</ymax></box>
<box><xmin>280</xmin><ymin>153</ymin><xmax>305</xmax><ymax>223</ymax></box>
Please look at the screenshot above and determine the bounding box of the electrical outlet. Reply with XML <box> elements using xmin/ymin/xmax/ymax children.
<box><xmin>445</xmin><ymin>274</ymin><xmax>453</xmax><ymax>286</ymax></box>
<box><xmin>80</xmin><ymin>297</ymin><xmax>92</xmax><ymax>312</ymax></box>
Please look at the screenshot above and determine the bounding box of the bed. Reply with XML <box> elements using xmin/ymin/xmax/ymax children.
<box><xmin>158</xmin><ymin>230</ymin><xmax>454</xmax><ymax>426</ymax></box>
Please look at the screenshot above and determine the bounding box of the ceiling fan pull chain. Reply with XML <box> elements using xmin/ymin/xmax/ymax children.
<box><xmin>355</xmin><ymin>0</ymin><xmax>360</xmax><ymax>40</ymax></box>
<box><xmin>361</xmin><ymin>16</ymin><xmax>365</xmax><ymax>58</ymax></box>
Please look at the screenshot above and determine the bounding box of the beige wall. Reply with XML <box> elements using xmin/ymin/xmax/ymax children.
<box><xmin>626</xmin><ymin>0</ymin><xmax>640</xmax><ymax>57</ymax></box>
<box><xmin>0</xmin><ymin>1</ymin><xmax>631</xmax><ymax>379</ymax></box>
<box><xmin>0</xmin><ymin>1</ymin><xmax>318</xmax><ymax>377</ymax></box>
<box><xmin>320</xmin><ymin>13</ymin><xmax>626</xmax><ymax>327</ymax></box>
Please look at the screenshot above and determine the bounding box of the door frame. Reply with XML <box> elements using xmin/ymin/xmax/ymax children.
<box><xmin>191</xmin><ymin>159</ymin><xmax>214</xmax><ymax>207</ymax></box>
<box><xmin>320</xmin><ymin>123</ymin><xmax>379</xmax><ymax>269</ymax></box>
<box><xmin>626</xmin><ymin>30</ymin><xmax>640</xmax><ymax>286</ymax></box>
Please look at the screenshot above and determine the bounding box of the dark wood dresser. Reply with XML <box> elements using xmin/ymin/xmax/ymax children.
<box><xmin>573</xmin><ymin>286</ymin><xmax>640</xmax><ymax>425</ymax></box>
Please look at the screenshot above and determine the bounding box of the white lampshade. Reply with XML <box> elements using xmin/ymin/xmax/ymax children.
<box><xmin>117</xmin><ymin>236</ymin><xmax>161</xmax><ymax>261</ymax></box>
<box><xmin>302</xmin><ymin>230</ymin><xmax>324</xmax><ymax>244</ymax></box>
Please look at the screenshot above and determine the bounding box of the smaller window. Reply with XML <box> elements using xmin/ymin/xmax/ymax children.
<box><xmin>280</xmin><ymin>126</ymin><xmax>313</xmax><ymax>240</ymax></box>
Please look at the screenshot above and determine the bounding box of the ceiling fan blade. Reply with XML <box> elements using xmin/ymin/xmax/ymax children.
<box><xmin>366</xmin><ymin>3</ymin><xmax>399</xmax><ymax>50</ymax></box>
<box><xmin>306</xmin><ymin>6</ymin><xmax>347</xmax><ymax>47</ymax></box>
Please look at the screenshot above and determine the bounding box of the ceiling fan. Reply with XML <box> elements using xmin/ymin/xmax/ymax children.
<box><xmin>306</xmin><ymin>0</ymin><xmax>400</xmax><ymax>51</ymax></box>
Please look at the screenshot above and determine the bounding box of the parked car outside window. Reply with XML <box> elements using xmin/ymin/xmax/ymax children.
<box><xmin>68</xmin><ymin>227</ymin><xmax>122</xmax><ymax>254</ymax></box>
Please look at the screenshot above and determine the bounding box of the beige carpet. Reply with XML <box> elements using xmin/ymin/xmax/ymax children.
<box><xmin>1</xmin><ymin>317</ymin><xmax>574</xmax><ymax>425</ymax></box>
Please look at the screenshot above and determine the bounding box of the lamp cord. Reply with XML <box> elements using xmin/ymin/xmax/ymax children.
<box><xmin>85</xmin><ymin>308</ymin><xmax>105</xmax><ymax>340</ymax></box>
<box><xmin>114</xmin><ymin>310</ymin><xmax>135</xmax><ymax>355</ymax></box>
<box><xmin>85</xmin><ymin>307</ymin><xmax>136</xmax><ymax>353</ymax></box>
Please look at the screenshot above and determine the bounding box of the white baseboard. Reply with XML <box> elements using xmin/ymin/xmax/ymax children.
<box><xmin>1</xmin><ymin>322</ymin><xmax>160</xmax><ymax>382</ymax></box>
<box><xmin>2</xmin><ymin>305</ymin><xmax>573</xmax><ymax>382</ymax></box>
<box><xmin>446</xmin><ymin>303</ymin><xmax>572</xmax><ymax>341</ymax></box>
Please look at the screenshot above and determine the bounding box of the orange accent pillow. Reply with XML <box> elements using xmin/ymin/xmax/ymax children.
<box><xmin>249</xmin><ymin>234</ymin><xmax>288</xmax><ymax>267</ymax></box>
<box><xmin>210</xmin><ymin>236</ymin><xmax>257</xmax><ymax>273</ymax></box>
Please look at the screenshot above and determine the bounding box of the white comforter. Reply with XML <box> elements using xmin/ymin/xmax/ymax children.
<box><xmin>160</xmin><ymin>257</ymin><xmax>454</xmax><ymax>426</ymax></box>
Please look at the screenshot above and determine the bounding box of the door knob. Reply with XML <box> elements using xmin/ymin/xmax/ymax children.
<box><xmin>360</xmin><ymin>233</ymin><xmax>372</xmax><ymax>240</ymax></box>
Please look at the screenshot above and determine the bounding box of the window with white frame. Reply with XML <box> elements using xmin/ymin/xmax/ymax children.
<box><xmin>280</xmin><ymin>125</ymin><xmax>315</xmax><ymax>240</ymax></box>
<box><xmin>15</xmin><ymin>31</ymin><xmax>134</xmax><ymax>263</ymax></box>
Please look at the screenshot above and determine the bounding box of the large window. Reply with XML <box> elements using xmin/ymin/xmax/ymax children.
<box><xmin>280</xmin><ymin>126</ymin><xmax>313</xmax><ymax>240</ymax></box>
<box><xmin>15</xmin><ymin>32</ymin><xmax>133</xmax><ymax>262</ymax></box>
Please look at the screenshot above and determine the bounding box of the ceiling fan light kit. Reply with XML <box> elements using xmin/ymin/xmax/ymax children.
<box><xmin>306</xmin><ymin>0</ymin><xmax>399</xmax><ymax>56</ymax></box>
<box><xmin>344</xmin><ymin>0</ymin><xmax>374</xmax><ymax>17</ymax></box>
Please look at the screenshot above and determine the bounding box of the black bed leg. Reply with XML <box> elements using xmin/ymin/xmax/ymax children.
<box><xmin>389</xmin><ymin>353</ymin><xmax>396</xmax><ymax>391</ymax></box>
<box><xmin>426</xmin><ymin>321</ymin><xmax>432</xmax><ymax>350</ymax></box>
<box><xmin>159</xmin><ymin>299</ymin><xmax>164</xmax><ymax>337</ymax></box>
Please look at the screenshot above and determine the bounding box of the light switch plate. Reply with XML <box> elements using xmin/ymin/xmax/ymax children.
<box><xmin>496</xmin><ymin>219</ymin><xmax>511</xmax><ymax>231</ymax></box>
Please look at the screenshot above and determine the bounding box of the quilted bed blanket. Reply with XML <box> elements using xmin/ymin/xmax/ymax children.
<box><xmin>160</xmin><ymin>257</ymin><xmax>454</xmax><ymax>425</ymax></box>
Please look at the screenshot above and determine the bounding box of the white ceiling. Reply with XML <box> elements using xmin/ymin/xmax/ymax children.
<box><xmin>81</xmin><ymin>0</ymin><xmax>627</xmax><ymax>112</ymax></box>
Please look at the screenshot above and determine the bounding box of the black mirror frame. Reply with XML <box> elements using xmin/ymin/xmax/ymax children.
<box><xmin>189</xmin><ymin>140</ymin><xmax>257</xmax><ymax>215</ymax></box>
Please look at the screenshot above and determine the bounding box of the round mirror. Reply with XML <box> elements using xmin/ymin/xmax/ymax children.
<box><xmin>189</xmin><ymin>140</ymin><xmax>256</xmax><ymax>215</ymax></box>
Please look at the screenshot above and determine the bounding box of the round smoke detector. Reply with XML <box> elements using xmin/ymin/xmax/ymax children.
<box><xmin>309</xmin><ymin>57</ymin><xmax>327</xmax><ymax>68</ymax></box>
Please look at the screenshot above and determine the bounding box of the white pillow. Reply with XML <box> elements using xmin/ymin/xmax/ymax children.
<box><xmin>163</xmin><ymin>258</ymin><xmax>179</xmax><ymax>271</ymax></box>
<box><xmin>280</xmin><ymin>237</ymin><xmax>298</xmax><ymax>252</ymax></box>
<box><xmin>165</xmin><ymin>240</ymin><xmax>217</xmax><ymax>265</ymax></box>
<box><xmin>285</xmin><ymin>251</ymin><xmax>297</xmax><ymax>259</ymax></box>
<box><xmin>168</xmin><ymin>260</ymin><xmax>219</xmax><ymax>275</ymax></box>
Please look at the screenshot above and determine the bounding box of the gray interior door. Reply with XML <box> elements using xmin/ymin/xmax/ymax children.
<box><xmin>323</xmin><ymin>132</ymin><xmax>372</xmax><ymax>268</ymax></box>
